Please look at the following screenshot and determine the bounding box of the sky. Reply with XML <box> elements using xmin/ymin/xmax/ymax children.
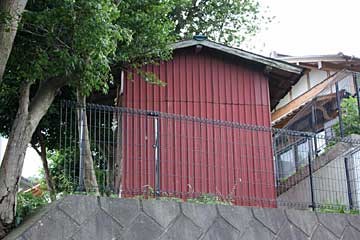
<box><xmin>0</xmin><ymin>137</ymin><xmax>42</xmax><ymax>178</ymax></box>
<box><xmin>245</xmin><ymin>0</ymin><xmax>360</xmax><ymax>57</ymax></box>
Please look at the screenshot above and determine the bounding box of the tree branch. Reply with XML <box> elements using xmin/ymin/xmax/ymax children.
<box><xmin>28</xmin><ymin>77</ymin><xmax>67</xmax><ymax>120</ymax></box>
<box><xmin>21</xmin><ymin>25</ymin><xmax>72</xmax><ymax>50</ymax></box>
<box><xmin>18</xmin><ymin>82</ymin><xmax>31</xmax><ymax>115</ymax></box>
<box><xmin>0</xmin><ymin>0</ymin><xmax>28</xmax><ymax>84</ymax></box>
<box><xmin>31</xmin><ymin>143</ymin><xmax>41</xmax><ymax>156</ymax></box>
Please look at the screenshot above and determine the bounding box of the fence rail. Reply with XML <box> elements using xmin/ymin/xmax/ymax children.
<box><xmin>59</xmin><ymin>101</ymin><xmax>360</xmax><ymax>211</ymax></box>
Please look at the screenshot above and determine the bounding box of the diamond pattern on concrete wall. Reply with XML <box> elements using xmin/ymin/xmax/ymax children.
<box><xmin>182</xmin><ymin>202</ymin><xmax>217</xmax><ymax>230</ymax></box>
<box><xmin>311</xmin><ymin>225</ymin><xmax>338</xmax><ymax>240</ymax></box>
<box><xmin>58</xmin><ymin>195</ymin><xmax>99</xmax><ymax>225</ymax></box>
<box><xmin>70</xmin><ymin>209</ymin><xmax>123</xmax><ymax>240</ymax></box>
<box><xmin>276</xmin><ymin>222</ymin><xmax>307</xmax><ymax>240</ymax></box>
<box><xmin>317</xmin><ymin>213</ymin><xmax>348</xmax><ymax>238</ymax></box>
<box><xmin>201</xmin><ymin>217</ymin><xmax>239</xmax><ymax>240</ymax></box>
<box><xmin>286</xmin><ymin>209</ymin><xmax>318</xmax><ymax>236</ymax></box>
<box><xmin>5</xmin><ymin>195</ymin><xmax>360</xmax><ymax>240</ymax></box>
<box><xmin>160</xmin><ymin>215</ymin><xmax>202</xmax><ymax>240</ymax></box>
<box><xmin>100</xmin><ymin>197</ymin><xmax>139</xmax><ymax>227</ymax></box>
<box><xmin>22</xmin><ymin>208</ymin><xmax>79</xmax><ymax>240</ymax></box>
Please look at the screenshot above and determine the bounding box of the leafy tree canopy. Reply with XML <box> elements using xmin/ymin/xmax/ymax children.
<box><xmin>0</xmin><ymin>0</ymin><xmax>176</xmax><ymax>146</ymax></box>
<box><xmin>0</xmin><ymin>0</ymin><xmax>272</xmax><ymax>152</ymax></box>
<box><xmin>170</xmin><ymin>0</ymin><xmax>273</xmax><ymax>46</ymax></box>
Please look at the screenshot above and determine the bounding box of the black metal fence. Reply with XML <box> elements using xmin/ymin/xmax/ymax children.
<box><xmin>59</xmin><ymin>101</ymin><xmax>360</xmax><ymax>211</ymax></box>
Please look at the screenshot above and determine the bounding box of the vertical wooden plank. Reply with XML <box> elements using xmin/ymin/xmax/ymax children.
<box><xmin>127</xmin><ymin>70</ymin><xmax>136</xmax><ymax>194</ymax></box>
<box><xmin>225</xmin><ymin>62</ymin><xmax>235</xmax><ymax>199</ymax></box>
<box><xmin>243</xmin><ymin>68</ymin><xmax>254</xmax><ymax>205</ymax></box>
<box><xmin>121</xmin><ymin>107</ymin><xmax>128</xmax><ymax>195</ymax></box>
<box><xmin>199</xmin><ymin>53</ymin><xmax>207</xmax><ymax>194</ymax></box>
<box><xmin>218</xmin><ymin>58</ymin><xmax>227</xmax><ymax>197</ymax></box>
<box><xmin>173</xmin><ymin>54</ymin><xmax>182</xmax><ymax>196</ymax></box>
<box><xmin>143</xmin><ymin>65</ymin><xmax>151</xmax><ymax>191</ymax></box>
<box><xmin>212</xmin><ymin>57</ymin><xmax>221</xmax><ymax>196</ymax></box>
<box><xmin>239</xmin><ymin>67</ymin><xmax>249</xmax><ymax>205</ymax></box>
<box><xmin>121</xmin><ymin>72</ymin><xmax>128</xmax><ymax>195</ymax></box>
<box><xmin>263</xmin><ymin>74</ymin><xmax>275</xmax><ymax>207</ymax></box>
<box><xmin>231</xmin><ymin>64</ymin><xmax>240</xmax><ymax>204</ymax></box>
<box><xmin>165</xmin><ymin>60</ymin><xmax>176</xmax><ymax>196</ymax></box>
<box><xmin>131</xmin><ymin>69</ymin><xmax>139</xmax><ymax>193</ymax></box>
<box><xmin>192</xmin><ymin>53</ymin><xmax>201</xmax><ymax>195</ymax></box>
<box><xmin>153</xmin><ymin>64</ymin><xmax>161</xmax><ymax>112</ymax></box>
<box><xmin>158</xmin><ymin>62</ymin><xmax>167</xmax><ymax>193</ymax></box>
<box><xmin>258</xmin><ymin>72</ymin><xmax>268</xmax><ymax>206</ymax></box>
<box><xmin>179</xmin><ymin>54</ymin><xmax>187</xmax><ymax>197</ymax></box>
<box><xmin>207</xmin><ymin>55</ymin><xmax>215</xmax><ymax>195</ymax></box>
<box><xmin>252</xmin><ymin>72</ymin><xmax>263</xmax><ymax>206</ymax></box>
<box><xmin>185</xmin><ymin>54</ymin><xmax>194</xmax><ymax>196</ymax></box>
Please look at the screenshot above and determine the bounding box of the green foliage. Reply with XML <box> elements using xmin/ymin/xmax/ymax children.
<box><xmin>136</xmin><ymin>69</ymin><xmax>167</xmax><ymax>86</ymax></box>
<box><xmin>186</xmin><ymin>194</ymin><xmax>232</xmax><ymax>205</ymax></box>
<box><xmin>10</xmin><ymin>0</ymin><xmax>122</xmax><ymax>95</ymax></box>
<box><xmin>116</xmin><ymin>0</ymin><xmax>175</xmax><ymax>65</ymax></box>
<box><xmin>16</xmin><ymin>192</ymin><xmax>49</xmax><ymax>226</ymax></box>
<box><xmin>333</xmin><ymin>96</ymin><xmax>360</xmax><ymax>137</ymax></box>
<box><xmin>133</xmin><ymin>186</ymin><xmax>232</xmax><ymax>205</ymax></box>
<box><xmin>47</xmin><ymin>150</ymin><xmax>76</xmax><ymax>193</ymax></box>
<box><xmin>0</xmin><ymin>0</ymin><xmax>176</xmax><ymax>146</ymax></box>
<box><xmin>0</xmin><ymin>0</ymin><xmax>272</xmax><ymax>145</ymax></box>
<box><xmin>170</xmin><ymin>0</ymin><xmax>273</xmax><ymax>46</ymax></box>
<box><xmin>0</xmin><ymin>76</ymin><xmax>18</xmax><ymax>137</ymax></box>
<box><xmin>0</xmin><ymin>11</ymin><xmax>12</xmax><ymax>32</ymax></box>
<box><xmin>317</xmin><ymin>202</ymin><xmax>360</xmax><ymax>215</ymax></box>
<box><xmin>47</xmin><ymin>147</ymin><xmax>110</xmax><ymax>195</ymax></box>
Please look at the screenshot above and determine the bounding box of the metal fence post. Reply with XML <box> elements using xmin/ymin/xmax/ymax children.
<box><xmin>335</xmin><ymin>81</ymin><xmax>344</xmax><ymax>138</ymax></box>
<box><xmin>272</xmin><ymin>132</ymin><xmax>279</xmax><ymax>187</ymax></box>
<box><xmin>353</xmin><ymin>73</ymin><xmax>360</xmax><ymax>118</ymax></box>
<box><xmin>344</xmin><ymin>156</ymin><xmax>353</xmax><ymax>210</ymax></box>
<box><xmin>78</xmin><ymin>104</ymin><xmax>85</xmax><ymax>192</ymax></box>
<box><xmin>311</xmin><ymin>100</ymin><xmax>318</xmax><ymax>156</ymax></box>
<box><xmin>148</xmin><ymin>112</ymin><xmax>161</xmax><ymax>198</ymax></box>
<box><xmin>307</xmin><ymin>136</ymin><xmax>316</xmax><ymax>211</ymax></box>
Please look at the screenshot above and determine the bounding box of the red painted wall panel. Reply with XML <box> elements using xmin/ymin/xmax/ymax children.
<box><xmin>122</xmin><ymin>47</ymin><xmax>276</xmax><ymax>207</ymax></box>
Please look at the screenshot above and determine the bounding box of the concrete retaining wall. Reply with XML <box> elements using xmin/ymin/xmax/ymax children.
<box><xmin>5</xmin><ymin>195</ymin><xmax>360</xmax><ymax>240</ymax></box>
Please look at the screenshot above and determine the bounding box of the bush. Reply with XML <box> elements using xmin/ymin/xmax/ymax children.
<box><xmin>133</xmin><ymin>187</ymin><xmax>232</xmax><ymax>205</ymax></box>
<box><xmin>333</xmin><ymin>96</ymin><xmax>360</xmax><ymax>137</ymax></box>
<box><xmin>186</xmin><ymin>194</ymin><xmax>232</xmax><ymax>205</ymax></box>
<box><xmin>47</xmin><ymin>149</ymin><xmax>76</xmax><ymax>193</ymax></box>
<box><xmin>16</xmin><ymin>192</ymin><xmax>49</xmax><ymax>226</ymax></box>
<box><xmin>317</xmin><ymin>202</ymin><xmax>359</xmax><ymax>215</ymax></box>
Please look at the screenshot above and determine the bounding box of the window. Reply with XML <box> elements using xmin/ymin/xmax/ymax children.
<box><xmin>276</xmin><ymin>138</ymin><xmax>312</xmax><ymax>181</ymax></box>
<box><xmin>296</xmin><ymin>141</ymin><xmax>308</xmax><ymax>168</ymax></box>
<box><xmin>277</xmin><ymin>148</ymin><xmax>296</xmax><ymax>180</ymax></box>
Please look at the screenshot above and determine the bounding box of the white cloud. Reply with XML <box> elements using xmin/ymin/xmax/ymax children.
<box><xmin>245</xmin><ymin>0</ymin><xmax>360</xmax><ymax>57</ymax></box>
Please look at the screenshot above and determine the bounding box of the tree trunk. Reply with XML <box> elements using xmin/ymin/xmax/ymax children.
<box><xmin>0</xmin><ymin>78</ymin><xmax>65</xmax><ymax>238</ymax></box>
<box><xmin>0</xmin><ymin>83</ymin><xmax>31</xmax><ymax>237</ymax></box>
<box><xmin>76</xmin><ymin>90</ymin><xmax>99</xmax><ymax>194</ymax></box>
<box><xmin>34</xmin><ymin>130</ymin><xmax>56</xmax><ymax>201</ymax></box>
<box><xmin>0</xmin><ymin>0</ymin><xmax>28</xmax><ymax>83</ymax></box>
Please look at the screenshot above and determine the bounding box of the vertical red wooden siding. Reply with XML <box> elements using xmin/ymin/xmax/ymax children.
<box><xmin>122</xmin><ymin>47</ymin><xmax>276</xmax><ymax>207</ymax></box>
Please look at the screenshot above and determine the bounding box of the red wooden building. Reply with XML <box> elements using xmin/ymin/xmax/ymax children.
<box><xmin>120</xmin><ymin>37</ymin><xmax>304</xmax><ymax>207</ymax></box>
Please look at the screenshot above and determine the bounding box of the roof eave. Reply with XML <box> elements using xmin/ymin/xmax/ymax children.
<box><xmin>275</xmin><ymin>54</ymin><xmax>360</xmax><ymax>64</ymax></box>
<box><xmin>171</xmin><ymin>40</ymin><xmax>304</xmax><ymax>75</ymax></box>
